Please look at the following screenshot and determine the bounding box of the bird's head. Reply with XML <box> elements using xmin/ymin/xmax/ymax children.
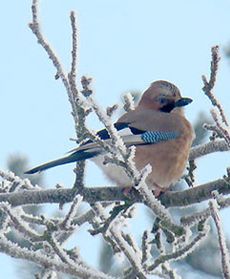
<box><xmin>138</xmin><ymin>80</ymin><xmax>192</xmax><ymax>114</ymax></box>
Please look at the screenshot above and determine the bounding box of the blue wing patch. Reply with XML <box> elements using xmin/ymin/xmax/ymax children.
<box><xmin>96</xmin><ymin>122</ymin><xmax>145</xmax><ymax>139</ymax></box>
<box><xmin>97</xmin><ymin>122</ymin><xmax>129</xmax><ymax>140</ymax></box>
<box><xmin>141</xmin><ymin>131</ymin><xmax>179</xmax><ymax>144</ymax></box>
<box><xmin>81</xmin><ymin>122</ymin><xmax>144</xmax><ymax>146</ymax></box>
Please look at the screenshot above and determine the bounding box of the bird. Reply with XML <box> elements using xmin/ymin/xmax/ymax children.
<box><xmin>25</xmin><ymin>80</ymin><xmax>194</xmax><ymax>196</ymax></box>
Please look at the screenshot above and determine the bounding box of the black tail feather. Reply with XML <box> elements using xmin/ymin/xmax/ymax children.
<box><xmin>25</xmin><ymin>150</ymin><xmax>99</xmax><ymax>174</ymax></box>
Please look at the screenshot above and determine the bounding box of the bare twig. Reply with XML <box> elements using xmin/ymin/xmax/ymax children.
<box><xmin>147</xmin><ymin>222</ymin><xmax>209</xmax><ymax>271</ymax></box>
<box><xmin>210</xmin><ymin>109</ymin><xmax>230</xmax><ymax>147</ymax></box>
<box><xmin>141</xmin><ymin>230</ymin><xmax>151</xmax><ymax>265</ymax></box>
<box><xmin>189</xmin><ymin>140</ymin><xmax>229</xmax><ymax>161</ymax></box>
<box><xmin>160</xmin><ymin>178</ymin><xmax>230</xmax><ymax>208</ymax></box>
<box><xmin>69</xmin><ymin>11</ymin><xmax>78</xmax><ymax>82</ymax></box>
<box><xmin>29</xmin><ymin>0</ymin><xmax>72</xmax><ymax>102</ymax></box>
<box><xmin>209</xmin><ymin>199</ymin><xmax>230</xmax><ymax>279</ymax></box>
<box><xmin>60</xmin><ymin>194</ymin><xmax>82</xmax><ymax>229</ymax></box>
<box><xmin>106</xmin><ymin>104</ymin><xmax>119</xmax><ymax>117</ymax></box>
<box><xmin>161</xmin><ymin>263</ymin><xmax>182</xmax><ymax>279</ymax></box>
<box><xmin>29</xmin><ymin>1</ymin><xmax>88</xmax><ymax>193</ymax></box>
<box><xmin>68</xmin><ymin>12</ymin><xmax>87</xmax><ymax>191</ymax></box>
<box><xmin>0</xmin><ymin>170</ymin><xmax>40</xmax><ymax>191</ymax></box>
<box><xmin>202</xmin><ymin>45</ymin><xmax>228</xmax><ymax>126</ymax></box>
<box><xmin>46</xmin><ymin>233</ymin><xmax>73</xmax><ymax>264</ymax></box>
<box><xmin>203</xmin><ymin>122</ymin><xmax>224</xmax><ymax>140</ymax></box>
<box><xmin>0</xmin><ymin>234</ymin><xmax>113</xmax><ymax>279</ymax></box>
<box><xmin>123</xmin><ymin>92</ymin><xmax>135</xmax><ymax>112</ymax></box>
<box><xmin>0</xmin><ymin>203</ymin><xmax>43</xmax><ymax>241</ymax></box>
<box><xmin>1</xmin><ymin>175</ymin><xmax>230</xmax><ymax>208</ymax></box>
<box><xmin>109</xmin><ymin>220</ymin><xmax>147</xmax><ymax>279</ymax></box>
<box><xmin>184</xmin><ymin>160</ymin><xmax>197</xmax><ymax>187</ymax></box>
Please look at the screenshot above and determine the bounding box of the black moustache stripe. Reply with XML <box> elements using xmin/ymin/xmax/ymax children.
<box><xmin>160</xmin><ymin>103</ymin><xmax>175</xmax><ymax>113</ymax></box>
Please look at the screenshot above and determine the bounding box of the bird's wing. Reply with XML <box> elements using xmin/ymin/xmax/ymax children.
<box><xmin>25</xmin><ymin>110</ymin><xmax>184</xmax><ymax>174</ymax></box>
<box><xmin>117</xmin><ymin>109</ymin><xmax>186</xmax><ymax>133</ymax></box>
<box><xmin>70</xmin><ymin>110</ymin><xmax>182</xmax><ymax>154</ymax></box>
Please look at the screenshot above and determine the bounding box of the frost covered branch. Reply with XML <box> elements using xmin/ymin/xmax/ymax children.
<box><xmin>202</xmin><ymin>45</ymin><xmax>230</xmax><ymax>150</ymax></box>
<box><xmin>108</xmin><ymin>211</ymin><xmax>147</xmax><ymax>279</ymax></box>
<box><xmin>0</xmin><ymin>203</ymin><xmax>43</xmax><ymax>241</ymax></box>
<box><xmin>180</xmin><ymin>192</ymin><xmax>230</xmax><ymax>226</ymax></box>
<box><xmin>148</xmin><ymin>222</ymin><xmax>210</xmax><ymax>271</ymax></box>
<box><xmin>0</xmin><ymin>234</ymin><xmax>113</xmax><ymax>279</ymax></box>
<box><xmin>210</xmin><ymin>109</ymin><xmax>230</xmax><ymax>146</ymax></box>
<box><xmin>60</xmin><ymin>194</ymin><xmax>82</xmax><ymax>229</ymax></box>
<box><xmin>0</xmin><ymin>170</ymin><xmax>40</xmax><ymax>191</ymax></box>
<box><xmin>30</xmin><ymin>0</ymin><xmax>88</xmax><ymax>191</ymax></box>
<box><xmin>1</xmin><ymin>0</ymin><xmax>230</xmax><ymax>277</ymax></box>
<box><xmin>1</xmin><ymin>174</ymin><xmax>230</xmax><ymax>208</ymax></box>
<box><xmin>202</xmin><ymin>45</ymin><xmax>228</xmax><ymax>126</ymax></box>
<box><xmin>189</xmin><ymin>139</ymin><xmax>229</xmax><ymax>161</ymax></box>
<box><xmin>123</xmin><ymin>92</ymin><xmax>135</xmax><ymax>112</ymax></box>
<box><xmin>209</xmin><ymin>199</ymin><xmax>230</xmax><ymax>279</ymax></box>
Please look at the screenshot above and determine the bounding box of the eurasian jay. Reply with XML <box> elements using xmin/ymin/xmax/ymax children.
<box><xmin>26</xmin><ymin>80</ymin><xmax>194</xmax><ymax>195</ymax></box>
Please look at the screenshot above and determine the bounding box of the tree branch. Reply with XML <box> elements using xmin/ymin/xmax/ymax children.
<box><xmin>147</xmin><ymin>222</ymin><xmax>209</xmax><ymax>271</ymax></box>
<box><xmin>0</xmin><ymin>177</ymin><xmax>229</xmax><ymax>208</ymax></box>
<box><xmin>209</xmin><ymin>199</ymin><xmax>230</xmax><ymax>279</ymax></box>
<box><xmin>189</xmin><ymin>140</ymin><xmax>229</xmax><ymax>161</ymax></box>
<box><xmin>0</xmin><ymin>234</ymin><xmax>113</xmax><ymax>279</ymax></box>
<box><xmin>202</xmin><ymin>45</ymin><xmax>228</xmax><ymax>126</ymax></box>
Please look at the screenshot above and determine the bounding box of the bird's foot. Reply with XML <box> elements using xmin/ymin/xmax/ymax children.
<box><xmin>153</xmin><ymin>188</ymin><xmax>163</xmax><ymax>197</ymax></box>
<box><xmin>153</xmin><ymin>183</ymin><xmax>167</xmax><ymax>197</ymax></box>
<box><xmin>123</xmin><ymin>187</ymin><xmax>133</xmax><ymax>196</ymax></box>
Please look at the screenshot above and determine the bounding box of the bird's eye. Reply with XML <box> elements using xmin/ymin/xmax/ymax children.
<box><xmin>158</xmin><ymin>98</ymin><xmax>167</xmax><ymax>105</ymax></box>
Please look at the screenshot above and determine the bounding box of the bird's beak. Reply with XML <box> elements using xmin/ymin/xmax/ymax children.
<box><xmin>174</xmin><ymin>97</ymin><xmax>193</xmax><ymax>108</ymax></box>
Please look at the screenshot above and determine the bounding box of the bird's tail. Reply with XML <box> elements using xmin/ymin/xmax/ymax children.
<box><xmin>25</xmin><ymin>150</ymin><xmax>99</xmax><ymax>174</ymax></box>
<box><xmin>25</xmin><ymin>130</ymin><xmax>162</xmax><ymax>175</ymax></box>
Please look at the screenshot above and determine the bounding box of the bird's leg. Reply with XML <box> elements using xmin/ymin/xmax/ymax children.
<box><xmin>122</xmin><ymin>183</ymin><xmax>165</xmax><ymax>197</ymax></box>
<box><xmin>123</xmin><ymin>187</ymin><xmax>133</xmax><ymax>196</ymax></box>
<box><xmin>153</xmin><ymin>183</ymin><xmax>166</xmax><ymax>197</ymax></box>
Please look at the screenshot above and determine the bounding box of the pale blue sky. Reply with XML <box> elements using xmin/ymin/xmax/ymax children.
<box><xmin>1</xmin><ymin>1</ymin><xmax>230</xmax><ymax>278</ymax></box>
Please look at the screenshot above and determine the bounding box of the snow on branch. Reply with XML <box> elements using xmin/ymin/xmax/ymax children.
<box><xmin>1</xmin><ymin>175</ymin><xmax>230</xmax><ymax>209</ymax></box>
<box><xmin>202</xmin><ymin>46</ymin><xmax>230</xmax><ymax>148</ymax></box>
<box><xmin>0</xmin><ymin>234</ymin><xmax>113</xmax><ymax>279</ymax></box>
<box><xmin>209</xmin><ymin>199</ymin><xmax>230</xmax><ymax>279</ymax></box>
<box><xmin>189</xmin><ymin>139</ymin><xmax>229</xmax><ymax>161</ymax></box>
<box><xmin>202</xmin><ymin>46</ymin><xmax>228</xmax><ymax>126</ymax></box>
<box><xmin>108</xmin><ymin>216</ymin><xmax>147</xmax><ymax>278</ymax></box>
<box><xmin>123</xmin><ymin>92</ymin><xmax>135</xmax><ymax>112</ymax></box>
<box><xmin>1</xmin><ymin>0</ymin><xmax>230</xmax><ymax>278</ymax></box>
<box><xmin>147</xmin><ymin>222</ymin><xmax>210</xmax><ymax>272</ymax></box>
<box><xmin>0</xmin><ymin>202</ymin><xmax>43</xmax><ymax>241</ymax></box>
<box><xmin>60</xmin><ymin>194</ymin><xmax>82</xmax><ymax>230</ymax></box>
<box><xmin>0</xmin><ymin>170</ymin><xmax>40</xmax><ymax>191</ymax></box>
